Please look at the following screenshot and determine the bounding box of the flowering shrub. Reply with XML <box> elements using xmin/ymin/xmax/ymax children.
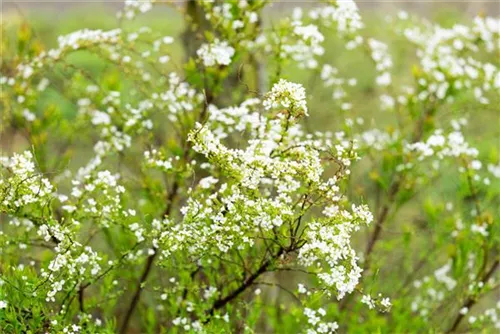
<box><xmin>0</xmin><ymin>1</ymin><xmax>499</xmax><ymax>333</ymax></box>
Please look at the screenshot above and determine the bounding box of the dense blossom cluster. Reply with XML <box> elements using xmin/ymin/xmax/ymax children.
<box><xmin>197</xmin><ymin>39</ymin><xmax>236</xmax><ymax>67</ymax></box>
<box><xmin>391</xmin><ymin>14</ymin><xmax>500</xmax><ymax>108</ymax></box>
<box><xmin>0</xmin><ymin>151</ymin><xmax>53</xmax><ymax>210</ymax></box>
<box><xmin>263</xmin><ymin>79</ymin><xmax>308</xmax><ymax>117</ymax></box>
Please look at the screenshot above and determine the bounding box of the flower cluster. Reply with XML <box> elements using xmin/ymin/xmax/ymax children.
<box><xmin>400</xmin><ymin>15</ymin><xmax>499</xmax><ymax>104</ymax></box>
<box><xmin>157</xmin><ymin>72</ymin><xmax>204</xmax><ymax>122</ymax></box>
<box><xmin>309</xmin><ymin>0</ymin><xmax>364</xmax><ymax>41</ymax></box>
<box><xmin>303</xmin><ymin>307</ymin><xmax>339</xmax><ymax>334</ymax></box>
<box><xmin>117</xmin><ymin>0</ymin><xmax>154</xmax><ymax>20</ymax></box>
<box><xmin>197</xmin><ymin>39</ymin><xmax>236</xmax><ymax>67</ymax></box>
<box><xmin>200</xmin><ymin>0</ymin><xmax>262</xmax><ymax>42</ymax></box>
<box><xmin>283</xmin><ymin>10</ymin><xmax>326</xmax><ymax>69</ymax></box>
<box><xmin>0</xmin><ymin>151</ymin><xmax>53</xmax><ymax>211</ymax></box>
<box><xmin>368</xmin><ymin>39</ymin><xmax>393</xmax><ymax>86</ymax></box>
<box><xmin>144</xmin><ymin>149</ymin><xmax>174</xmax><ymax>173</ymax></box>
<box><xmin>411</xmin><ymin>260</ymin><xmax>462</xmax><ymax>318</ymax></box>
<box><xmin>263</xmin><ymin>79</ymin><xmax>308</xmax><ymax>117</ymax></box>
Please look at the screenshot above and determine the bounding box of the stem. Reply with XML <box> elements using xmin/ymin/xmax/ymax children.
<box><xmin>78</xmin><ymin>286</ymin><xmax>85</xmax><ymax>312</ymax></box>
<box><xmin>461</xmin><ymin>159</ymin><xmax>489</xmax><ymax>279</ymax></box>
<box><xmin>175</xmin><ymin>266</ymin><xmax>202</xmax><ymax>317</ymax></box>
<box><xmin>340</xmin><ymin>104</ymin><xmax>434</xmax><ymax>312</ymax></box>
<box><xmin>204</xmin><ymin>247</ymin><xmax>285</xmax><ymax>322</ymax></box>
<box><xmin>363</xmin><ymin>102</ymin><xmax>434</xmax><ymax>270</ymax></box>
<box><xmin>445</xmin><ymin>160</ymin><xmax>495</xmax><ymax>333</ymax></box>
<box><xmin>446</xmin><ymin>260</ymin><xmax>499</xmax><ymax>333</ymax></box>
<box><xmin>364</xmin><ymin>179</ymin><xmax>400</xmax><ymax>271</ymax></box>
<box><xmin>119</xmin><ymin>180</ymin><xmax>179</xmax><ymax>334</ymax></box>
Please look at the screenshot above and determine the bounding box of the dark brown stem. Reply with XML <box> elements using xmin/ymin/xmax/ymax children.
<box><xmin>181</xmin><ymin>0</ymin><xmax>209</xmax><ymax>63</ymax></box>
<box><xmin>396</xmin><ymin>245</ymin><xmax>436</xmax><ymax>297</ymax></box>
<box><xmin>340</xmin><ymin>105</ymin><xmax>434</xmax><ymax>312</ymax></box>
<box><xmin>204</xmin><ymin>247</ymin><xmax>285</xmax><ymax>322</ymax></box>
<box><xmin>78</xmin><ymin>286</ymin><xmax>85</xmax><ymax>312</ymax></box>
<box><xmin>175</xmin><ymin>266</ymin><xmax>202</xmax><ymax>317</ymax></box>
<box><xmin>446</xmin><ymin>260</ymin><xmax>499</xmax><ymax>333</ymax></box>
<box><xmin>338</xmin><ymin>182</ymin><xmax>399</xmax><ymax>312</ymax></box>
<box><xmin>119</xmin><ymin>180</ymin><xmax>179</xmax><ymax>334</ymax></box>
<box><xmin>363</xmin><ymin>102</ymin><xmax>434</xmax><ymax>271</ymax></box>
<box><xmin>364</xmin><ymin>179</ymin><xmax>401</xmax><ymax>271</ymax></box>
<box><xmin>119</xmin><ymin>252</ymin><xmax>157</xmax><ymax>334</ymax></box>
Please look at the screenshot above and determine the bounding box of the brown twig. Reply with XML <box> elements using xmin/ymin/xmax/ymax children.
<box><xmin>119</xmin><ymin>180</ymin><xmax>180</xmax><ymax>334</ymax></box>
<box><xmin>78</xmin><ymin>286</ymin><xmax>85</xmax><ymax>313</ymax></box>
<box><xmin>364</xmin><ymin>101</ymin><xmax>436</xmax><ymax>271</ymax></box>
<box><xmin>364</xmin><ymin>179</ymin><xmax>401</xmax><ymax>271</ymax></box>
<box><xmin>445</xmin><ymin>259</ymin><xmax>499</xmax><ymax>333</ymax></box>
<box><xmin>203</xmin><ymin>247</ymin><xmax>285</xmax><ymax>322</ymax></box>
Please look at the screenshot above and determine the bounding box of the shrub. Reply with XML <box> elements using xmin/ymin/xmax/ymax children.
<box><xmin>0</xmin><ymin>1</ymin><xmax>499</xmax><ymax>333</ymax></box>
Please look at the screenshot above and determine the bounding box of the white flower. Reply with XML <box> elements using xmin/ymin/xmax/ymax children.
<box><xmin>62</xmin><ymin>205</ymin><xmax>77</xmax><ymax>213</ymax></box>
<box><xmin>434</xmin><ymin>261</ymin><xmax>457</xmax><ymax>290</ymax></box>
<box><xmin>159</xmin><ymin>55</ymin><xmax>170</xmax><ymax>64</ymax></box>
<box><xmin>162</xmin><ymin>36</ymin><xmax>174</xmax><ymax>44</ymax></box>
<box><xmin>361</xmin><ymin>294</ymin><xmax>375</xmax><ymax>309</ymax></box>
<box><xmin>198</xmin><ymin>176</ymin><xmax>219</xmax><ymax>189</ymax></box>
<box><xmin>248</xmin><ymin>12</ymin><xmax>258</xmax><ymax>23</ymax></box>
<box><xmin>368</xmin><ymin>38</ymin><xmax>393</xmax><ymax>80</ymax></box>
<box><xmin>398</xmin><ymin>11</ymin><xmax>409</xmax><ymax>20</ymax></box>
<box><xmin>470</xmin><ymin>160</ymin><xmax>482</xmax><ymax>170</ymax></box>
<box><xmin>263</xmin><ymin>79</ymin><xmax>308</xmax><ymax>117</ymax></box>
<box><xmin>232</xmin><ymin>20</ymin><xmax>244</xmax><ymax>30</ymax></box>
<box><xmin>22</xmin><ymin>109</ymin><xmax>36</xmax><ymax>122</ymax></box>
<box><xmin>376</xmin><ymin>72</ymin><xmax>392</xmax><ymax>86</ymax></box>
<box><xmin>294</xmin><ymin>24</ymin><xmax>324</xmax><ymax>44</ymax></box>
<box><xmin>197</xmin><ymin>39</ymin><xmax>235</xmax><ymax>67</ymax></box>
<box><xmin>488</xmin><ymin>163</ymin><xmax>500</xmax><ymax>178</ymax></box>
<box><xmin>471</xmin><ymin>223</ymin><xmax>488</xmax><ymax>237</ymax></box>
<box><xmin>91</xmin><ymin>111</ymin><xmax>111</xmax><ymax>125</ymax></box>
<box><xmin>203</xmin><ymin>286</ymin><xmax>218</xmax><ymax>299</ymax></box>
<box><xmin>380</xmin><ymin>94</ymin><xmax>395</xmax><ymax>110</ymax></box>
<box><xmin>381</xmin><ymin>297</ymin><xmax>391</xmax><ymax>308</ymax></box>
<box><xmin>0</xmin><ymin>300</ymin><xmax>7</xmax><ymax>309</ymax></box>
<box><xmin>21</xmin><ymin>65</ymin><xmax>34</xmax><ymax>79</ymax></box>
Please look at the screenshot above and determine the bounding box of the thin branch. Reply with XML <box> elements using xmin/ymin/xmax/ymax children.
<box><xmin>252</xmin><ymin>281</ymin><xmax>302</xmax><ymax>305</ymax></box>
<box><xmin>78</xmin><ymin>286</ymin><xmax>85</xmax><ymax>313</ymax></box>
<box><xmin>203</xmin><ymin>247</ymin><xmax>285</xmax><ymax>322</ymax></box>
<box><xmin>364</xmin><ymin>178</ymin><xmax>401</xmax><ymax>271</ymax></box>
<box><xmin>119</xmin><ymin>180</ymin><xmax>180</xmax><ymax>334</ymax></box>
<box><xmin>445</xmin><ymin>259</ymin><xmax>499</xmax><ymax>333</ymax></box>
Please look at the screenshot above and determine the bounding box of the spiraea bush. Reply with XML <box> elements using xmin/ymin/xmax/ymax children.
<box><xmin>0</xmin><ymin>1</ymin><xmax>499</xmax><ymax>333</ymax></box>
